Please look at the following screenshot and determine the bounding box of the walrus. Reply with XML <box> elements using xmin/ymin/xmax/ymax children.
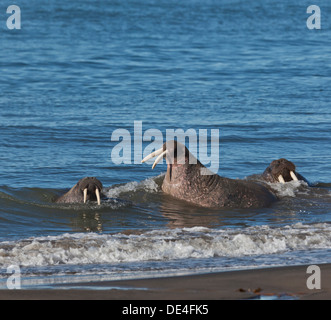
<box><xmin>141</xmin><ymin>141</ymin><xmax>277</xmax><ymax>209</ymax></box>
<box><xmin>262</xmin><ymin>158</ymin><xmax>309</xmax><ymax>184</ymax></box>
<box><xmin>55</xmin><ymin>177</ymin><xmax>103</xmax><ymax>205</ymax></box>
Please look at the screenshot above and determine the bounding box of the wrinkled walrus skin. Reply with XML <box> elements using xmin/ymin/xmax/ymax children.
<box><xmin>55</xmin><ymin>177</ymin><xmax>103</xmax><ymax>205</ymax></box>
<box><xmin>262</xmin><ymin>158</ymin><xmax>309</xmax><ymax>184</ymax></box>
<box><xmin>142</xmin><ymin>141</ymin><xmax>277</xmax><ymax>209</ymax></box>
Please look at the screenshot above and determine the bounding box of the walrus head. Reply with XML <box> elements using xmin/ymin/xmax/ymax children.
<box><xmin>55</xmin><ymin>177</ymin><xmax>103</xmax><ymax>205</ymax></box>
<box><xmin>141</xmin><ymin>140</ymin><xmax>198</xmax><ymax>176</ymax></box>
<box><xmin>262</xmin><ymin>159</ymin><xmax>299</xmax><ymax>184</ymax></box>
<box><xmin>142</xmin><ymin>140</ymin><xmax>215</xmax><ymax>187</ymax></box>
<box><xmin>78</xmin><ymin>177</ymin><xmax>103</xmax><ymax>205</ymax></box>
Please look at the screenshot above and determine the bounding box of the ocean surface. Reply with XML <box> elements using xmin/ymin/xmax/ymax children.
<box><xmin>0</xmin><ymin>0</ymin><xmax>331</xmax><ymax>288</ymax></box>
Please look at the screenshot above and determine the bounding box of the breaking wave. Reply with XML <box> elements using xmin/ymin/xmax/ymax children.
<box><xmin>1</xmin><ymin>223</ymin><xmax>331</xmax><ymax>269</ymax></box>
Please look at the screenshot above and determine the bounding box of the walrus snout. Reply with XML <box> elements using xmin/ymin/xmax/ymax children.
<box><xmin>79</xmin><ymin>177</ymin><xmax>103</xmax><ymax>205</ymax></box>
<box><xmin>265</xmin><ymin>159</ymin><xmax>299</xmax><ymax>184</ymax></box>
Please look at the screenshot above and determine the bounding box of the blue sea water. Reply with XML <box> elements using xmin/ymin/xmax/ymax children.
<box><xmin>0</xmin><ymin>0</ymin><xmax>331</xmax><ymax>287</ymax></box>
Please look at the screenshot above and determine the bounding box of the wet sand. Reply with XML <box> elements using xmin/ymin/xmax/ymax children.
<box><xmin>0</xmin><ymin>264</ymin><xmax>330</xmax><ymax>300</ymax></box>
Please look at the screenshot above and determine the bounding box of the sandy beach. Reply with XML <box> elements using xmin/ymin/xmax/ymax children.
<box><xmin>0</xmin><ymin>263</ymin><xmax>329</xmax><ymax>300</ymax></box>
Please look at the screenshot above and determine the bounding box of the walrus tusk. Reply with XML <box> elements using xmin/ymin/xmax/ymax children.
<box><xmin>278</xmin><ymin>175</ymin><xmax>285</xmax><ymax>184</ymax></box>
<box><xmin>95</xmin><ymin>188</ymin><xmax>101</xmax><ymax>206</ymax></box>
<box><xmin>141</xmin><ymin>147</ymin><xmax>164</xmax><ymax>163</ymax></box>
<box><xmin>152</xmin><ymin>150</ymin><xmax>168</xmax><ymax>169</ymax></box>
<box><xmin>290</xmin><ymin>171</ymin><xmax>298</xmax><ymax>181</ymax></box>
<box><xmin>83</xmin><ymin>188</ymin><xmax>88</xmax><ymax>203</ymax></box>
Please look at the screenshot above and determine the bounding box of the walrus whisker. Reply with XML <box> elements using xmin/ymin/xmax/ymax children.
<box><xmin>83</xmin><ymin>188</ymin><xmax>88</xmax><ymax>203</ymax></box>
<box><xmin>141</xmin><ymin>147</ymin><xmax>164</xmax><ymax>163</ymax></box>
<box><xmin>95</xmin><ymin>188</ymin><xmax>101</xmax><ymax>205</ymax></box>
<box><xmin>152</xmin><ymin>150</ymin><xmax>168</xmax><ymax>169</ymax></box>
<box><xmin>278</xmin><ymin>175</ymin><xmax>285</xmax><ymax>184</ymax></box>
<box><xmin>290</xmin><ymin>171</ymin><xmax>298</xmax><ymax>181</ymax></box>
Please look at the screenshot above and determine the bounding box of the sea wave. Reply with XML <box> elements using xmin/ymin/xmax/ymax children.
<box><xmin>0</xmin><ymin>223</ymin><xmax>330</xmax><ymax>269</ymax></box>
<box><xmin>104</xmin><ymin>174</ymin><xmax>163</xmax><ymax>198</ymax></box>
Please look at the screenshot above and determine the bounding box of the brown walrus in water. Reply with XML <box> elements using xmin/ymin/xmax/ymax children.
<box><xmin>141</xmin><ymin>141</ymin><xmax>277</xmax><ymax>209</ymax></box>
<box><xmin>55</xmin><ymin>177</ymin><xmax>103</xmax><ymax>205</ymax></box>
<box><xmin>262</xmin><ymin>158</ymin><xmax>309</xmax><ymax>184</ymax></box>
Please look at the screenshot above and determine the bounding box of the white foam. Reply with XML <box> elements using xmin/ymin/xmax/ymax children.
<box><xmin>105</xmin><ymin>175</ymin><xmax>162</xmax><ymax>198</ymax></box>
<box><xmin>268</xmin><ymin>180</ymin><xmax>309</xmax><ymax>198</ymax></box>
<box><xmin>0</xmin><ymin>223</ymin><xmax>331</xmax><ymax>269</ymax></box>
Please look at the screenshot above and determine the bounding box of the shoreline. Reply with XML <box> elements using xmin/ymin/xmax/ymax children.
<box><xmin>0</xmin><ymin>263</ymin><xmax>330</xmax><ymax>300</ymax></box>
